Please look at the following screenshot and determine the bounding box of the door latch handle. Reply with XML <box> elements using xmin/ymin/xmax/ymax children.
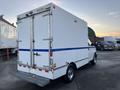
<box><xmin>17</xmin><ymin>40</ymin><xmax>22</xmax><ymax>42</ymax></box>
<box><xmin>34</xmin><ymin>53</ymin><xmax>41</xmax><ymax>56</ymax></box>
<box><xmin>43</xmin><ymin>38</ymin><xmax>53</xmax><ymax>41</ymax></box>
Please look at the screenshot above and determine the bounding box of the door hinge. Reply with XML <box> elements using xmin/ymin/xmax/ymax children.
<box><xmin>17</xmin><ymin>40</ymin><xmax>22</xmax><ymax>42</ymax></box>
<box><xmin>34</xmin><ymin>52</ymin><xmax>41</xmax><ymax>56</ymax></box>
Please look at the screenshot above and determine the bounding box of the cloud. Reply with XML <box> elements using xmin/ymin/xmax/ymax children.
<box><xmin>92</xmin><ymin>24</ymin><xmax>102</xmax><ymax>27</ymax></box>
<box><xmin>108</xmin><ymin>11</ymin><xmax>120</xmax><ymax>18</ymax></box>
<box><xmin>108</xmin><ymin>12</ymin><xmax>119</xmax><ymax>15</ymax></box>
<box><xmin>51</xmin><ymin>0</ymin><xmax>61</xmax><ymax>5</ymax></box>
<box><xmin>97</xmin><ymin>32</ymin><xmax>120</xmax><ymax>37</ymax></box>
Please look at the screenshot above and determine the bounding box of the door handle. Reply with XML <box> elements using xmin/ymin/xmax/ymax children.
<box><xmin>34</xmin><ymin>52</ymin><xmax>41</xmax><ymax>56</ymax></box>
<box><xmin>43</xmin><ymin>38</ymin><xmax>53</xmax><ymax>41</ymax></box>
<box><xmin>17</xmin><ymin>40</ymin><xmax>22</xmax><ymax>42</ymax></box>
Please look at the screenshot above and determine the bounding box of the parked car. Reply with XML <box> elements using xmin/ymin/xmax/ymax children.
<box><xmin>107</xmin><ymin>41</ymin><xmax>118</xmax><ymax>49</ymax></box>
<box><xmin>96</xmin><ymin>41</ymin><xmax>114</xmax><ymax>51</ymax></box>
<box><xmin>117</xmin><ymin>41</ymin><xmax>120</xmax><ymax>50</ymax></box>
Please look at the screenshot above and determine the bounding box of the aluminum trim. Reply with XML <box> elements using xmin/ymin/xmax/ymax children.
<box><xmin>54</xmin><ymin>58</ymin><xmax>88</xmax><ymax>70</ymax></box>
<box><xmin>18</xmin><ymin>9</ymin><xmax>50</xmax><ymax>21</ymax></box>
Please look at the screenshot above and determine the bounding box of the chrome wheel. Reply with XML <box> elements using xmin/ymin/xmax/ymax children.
<box><xmin>67</xmin><ymin>67</ymin><xmax>74</xmax><ymax>80</ymax></box>
<box><xmin>65</xmin><ymin>65</ymin><xmax>75</xmax><ymax>82</ymax></box>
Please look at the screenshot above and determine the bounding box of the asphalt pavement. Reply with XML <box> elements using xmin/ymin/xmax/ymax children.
<box><xmin>0</xmin><ymin>51</ymin><xmax>120</xmax><ymax>90</ymax></box>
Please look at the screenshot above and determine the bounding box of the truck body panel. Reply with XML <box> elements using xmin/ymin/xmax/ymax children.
<box><xmin>51</xmin><ymin>5</ymin><xmax>89</xmax><ymax>78</ymax></box>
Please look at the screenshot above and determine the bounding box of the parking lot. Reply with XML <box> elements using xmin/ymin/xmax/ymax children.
<box><xmin>0</xmin><ymin>51</ymin><xmax>120</xmax><ymax>90</ymax></box>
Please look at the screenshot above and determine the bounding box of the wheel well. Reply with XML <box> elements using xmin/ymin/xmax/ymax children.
<box><xmin>69</xmin><ymin>62</ymin><xmax>77</xmax><ymax>70</ymax></box>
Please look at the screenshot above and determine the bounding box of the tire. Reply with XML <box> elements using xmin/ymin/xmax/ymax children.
<box><xmin>90</xmin><ymin>54</ymin><xmax>97</xmax><ymax>65</ymax></box>
<box><xmin>64</xmin><ymin>65</ymin><xmax>75</xmax><ymax>82</ymax></box>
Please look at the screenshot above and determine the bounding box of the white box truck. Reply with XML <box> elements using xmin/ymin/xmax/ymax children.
<box><xmin>17</xmin><ymin>3</ymin><xmax>97</xmax><ymax>87</ymax></box>
<box><xmin>0</xmin><ymin>16</ymin><xmax>17</xmax><ymax>55</ymax></box>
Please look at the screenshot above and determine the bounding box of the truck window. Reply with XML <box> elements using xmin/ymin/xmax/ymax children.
<box><xmin>88</xmin><ymin>39</ymin><xmax>92</xmax><ymax>46</ymax></box>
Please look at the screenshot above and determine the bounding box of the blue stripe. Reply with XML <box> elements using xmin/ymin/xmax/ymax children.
<box><xmin>53</xmin><ymin>47</ymin><xmax>89</xmax><ymax>52</ymax></box>
<box><xmin>19</xmin><ymin>47</ymin><xmax>95</xmax><ymax>52</ymax></box>
<box><xmin>19</xmin><ymin>49</ymin><xmax>48</xmax><ymax>52</ymax></box>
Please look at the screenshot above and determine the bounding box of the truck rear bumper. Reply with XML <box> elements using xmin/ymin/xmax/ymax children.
<box><xmin>16</xmin><ymin>71</ymin><xmax>50</xmax><ymax>87</ymax></box>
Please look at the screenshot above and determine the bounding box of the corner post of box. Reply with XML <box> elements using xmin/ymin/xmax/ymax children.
<box><xmin>48</xmin><ymin>8</ymin><xmax>53</xmax><ymax>69</ymax></box>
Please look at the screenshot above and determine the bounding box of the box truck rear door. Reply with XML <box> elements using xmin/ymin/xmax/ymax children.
<box><xmin>18</xmin><ymin>10</ymin><xmax>51</xmax><ymax>74</ymax></box>
<box><xmin>32</xmin><ymin>12</ymin><xmax>50</xmax><ymax>71</ymax></box>
<box><xmin>18</xmin><ymin>17</ymin><xmax>32</xmax><ymax>73</ymax></box>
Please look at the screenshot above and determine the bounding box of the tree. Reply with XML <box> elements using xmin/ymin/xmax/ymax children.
<box><xmin>88</xmin><ymin>27</ymin><xmax>96</xmax><ymax>44</ymax></box>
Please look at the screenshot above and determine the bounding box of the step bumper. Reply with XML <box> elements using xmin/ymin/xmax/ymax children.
<box><xmin>16</xmin><ymin>71</ymin><xmax>50</xmax><ymax>87</ymax></box>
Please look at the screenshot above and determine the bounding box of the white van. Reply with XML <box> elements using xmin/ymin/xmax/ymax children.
<box><xmin>17</xmin><ymin>3</ymin><xmax>97</xmax><ymax>87</ymax></box>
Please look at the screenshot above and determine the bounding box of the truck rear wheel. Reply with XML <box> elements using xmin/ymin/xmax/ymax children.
<box><xmin>64</xmin><ymin>65</ymin><xmax>75</xmax><ymax>82</ymax></box>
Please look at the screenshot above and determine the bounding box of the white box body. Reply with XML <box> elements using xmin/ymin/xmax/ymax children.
<box><xmin>0</xmin><ymin>19</ymin><xmax>17</xmax><ymax>49</ymax></box>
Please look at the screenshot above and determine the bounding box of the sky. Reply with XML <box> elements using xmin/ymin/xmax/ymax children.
<box><xmin>0</xmin><ymin>0</ymin><xmax>120</xmax><ymax>37</ymax></box>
